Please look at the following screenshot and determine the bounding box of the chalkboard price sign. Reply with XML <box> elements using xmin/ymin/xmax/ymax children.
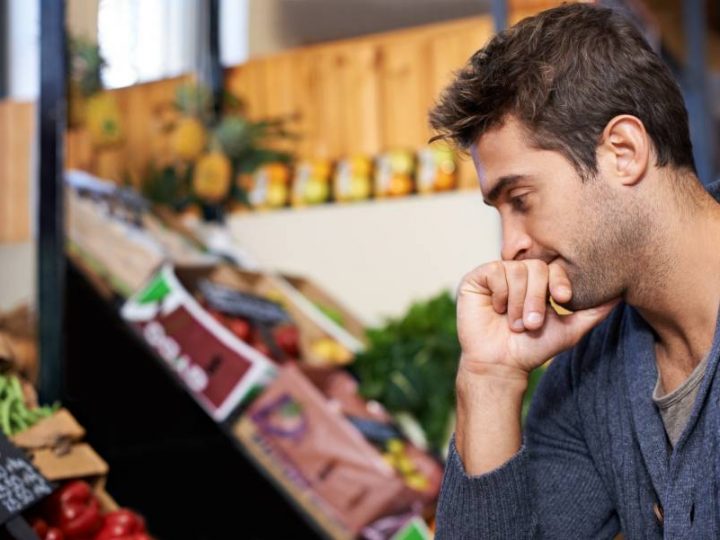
<box><xmin>0</xmin><ymin>432</ymin><xmax>53</xmax><ymax>525</ymax></box>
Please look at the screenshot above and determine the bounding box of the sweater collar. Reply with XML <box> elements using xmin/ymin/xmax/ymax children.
<box><xmin>621</xmin><ymin>178</ymin><xmax>720</xmax><ymax>501</ymax></box>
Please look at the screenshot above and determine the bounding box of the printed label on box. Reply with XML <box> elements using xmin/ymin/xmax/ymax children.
<box><xmin>122</xmin><ymin>265</ymin><xmax>276</xmax><ymax>421</ymax></box>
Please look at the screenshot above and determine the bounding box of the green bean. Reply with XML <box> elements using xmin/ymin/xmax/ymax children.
<box><xmin>9</xmin><ymin>376</ymin><xmax>23</xmax><ymax>402</ymax></box>
<box><xmin>0</xmin><ymin>398</ymin><xmax>13</xmax><ymax>435</ymax></box>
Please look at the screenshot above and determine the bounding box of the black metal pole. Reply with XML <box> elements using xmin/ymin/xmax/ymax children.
<box><xmin>38</xmin><ymin>0</ymin><xmax>66</xmax><ymax>404</ymax></box>
<box><xmin>209</xmin><ymin>0</ymin><xmax>223</xmax><ymax>122</ymax></box>
<box><xmin>683</xmin><ymin>0</ymin><xmax>715</xmax><ymax>184</ymax></box>
<box><xmin>492</xmin><ymin>0</ymin><xmax>508</xmax><ymax>32</ymax></box>
<box><xmin>0</xmin><ymin>1</ymin><xmax>7</xmax><ymax>99</ymax></box>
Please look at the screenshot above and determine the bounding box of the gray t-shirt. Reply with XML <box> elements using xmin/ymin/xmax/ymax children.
<box><xmin>653</xmin><ymin>355</ymin><xmax>710</xmax><ymax>447</ymax></box>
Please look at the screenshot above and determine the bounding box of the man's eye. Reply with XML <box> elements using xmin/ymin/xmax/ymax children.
<box><xmin>510</xmin><ymin>194</ymin><xmax>529</xmax><ymax>212</ymax></box>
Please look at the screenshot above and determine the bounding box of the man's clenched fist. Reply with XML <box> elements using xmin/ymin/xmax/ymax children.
<box><xmin>456</xmin><ymin>259</ymin><xmax>619</xmax><ymax>378</ymax></box>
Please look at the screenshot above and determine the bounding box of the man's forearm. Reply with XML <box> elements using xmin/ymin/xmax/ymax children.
<box><xmin>454</xmin><ymin>364</ymin><xmax>528</xmax><ymax>476</ymax></box>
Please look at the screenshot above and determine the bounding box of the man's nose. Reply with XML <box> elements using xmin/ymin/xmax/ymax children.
<box><xmin>501</xmin><ymin>224</ymin><xmax>533</xmax><ymax>261</ymax></box>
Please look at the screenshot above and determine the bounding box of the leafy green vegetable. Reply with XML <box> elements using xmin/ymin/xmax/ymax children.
<box><xmin>352</xmin><ymin>291</ymin><xmax>459</xmax><ymax>454</ymax></box>
<box><xmin>352</xmin><ymin>290</ymin><xmax>547</xmax><ymax>455</ymax></box>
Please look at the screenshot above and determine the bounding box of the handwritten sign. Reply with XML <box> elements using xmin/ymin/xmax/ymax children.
<box><xmin>0</xmin><ymin>432</ymin><xmax>53</xmax><ymax>524</ymax></box>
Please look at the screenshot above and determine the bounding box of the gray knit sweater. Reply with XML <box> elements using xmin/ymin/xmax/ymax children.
<box><xmin>436</xmin><ymin>181</ymin><xmax>720</xmax><ymax>539</ymax></box>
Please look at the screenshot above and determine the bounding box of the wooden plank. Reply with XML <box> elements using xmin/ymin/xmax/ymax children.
<box><xmin>312</xmin><ymin>46</ymin><xmax>347</xmax><ymax>158</ymax></box>
<box><xmin>0</xmin><ymin>101</ymin><xmax>33</xmax><ymax>243</ymax></box>
<box><xmin>113</xmin><ymin>76</ymin><xmax>187</xmax><ymax>185</ymax></box>
<box><xmin>337</xmin><ymin>42</ymin><xmax>382</xmax><ymax>156</ymax></box>
<box><xmin>291</xmin><ymin>51</ymin><xmax>321</xmax><ymax>159</ymax></box>
<box><xmin>428</xmin><ymin>19</ymin><xmax>494</xmax><ymax>102</ymax></box>
<box><xmin>427</xmin><ymin>20</ymin><xmax>495</xmax><ymax>189</ymax></box>
<box><xmin>379</xmin><ymin>36</ymin><xmax>432</xmax><ymax>150</ymax></box>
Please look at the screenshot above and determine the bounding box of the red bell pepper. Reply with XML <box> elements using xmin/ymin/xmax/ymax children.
<box><xmin>227</xmin><ymin>318</ymin><xmax>251</xmax><ymax>341</ymax></box>
<box><xmin>46</xmin><ymin>481</ymin><xmax>103</xmax><ymax>540</ymax></box>
<box><xmin>273</xmin><ymin>325</ymin><xmax>300</xmax><ymax>357</ymax></box>
<box><xmin>96</xmin><ymin>535</ymin><xmax>148</xmax><ymax>540</ymax></box>
<box><xmin>45</xmin><ymin>528</ymin><xmax>65</xmax><ymax>540</ymax></box>
<box><xmin>93</xmin><ymin>509</ymin><xmax>146</xmax><ymax>540</ymax></box>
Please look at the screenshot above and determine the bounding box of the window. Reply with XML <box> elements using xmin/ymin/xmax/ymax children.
<box><xmin>98</xmin><ymin>0</ymin><xmax>201</xmax><ymax>89</ymax></box>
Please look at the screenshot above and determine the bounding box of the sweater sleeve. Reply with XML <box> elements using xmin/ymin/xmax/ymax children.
<box><xmin>435</xmin><ymin>352</ymin><xmax>620</xmax><ymax>539</ymax></box>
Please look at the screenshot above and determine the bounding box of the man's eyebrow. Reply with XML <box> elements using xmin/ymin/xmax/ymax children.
<box><xmin>483</xmin><ymin>175</ymin><xmax>526</xmax><ymax>206</ymax></box>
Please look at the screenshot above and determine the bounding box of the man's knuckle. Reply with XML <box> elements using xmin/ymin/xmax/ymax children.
<box><xmin>507</xmin><ymin>262</ymin><xmax>527</xmax><ymax>279</ymax></box>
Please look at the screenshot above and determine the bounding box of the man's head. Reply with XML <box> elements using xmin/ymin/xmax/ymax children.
<box><xmin>430</xmin><ymin>3</ymin><xmax>695</xmax><ymax>180</ymax></box>
<box><xmin>430</xmin><ymin>3</ymin><xmax>696</xmax><ymax>310</ymax></box>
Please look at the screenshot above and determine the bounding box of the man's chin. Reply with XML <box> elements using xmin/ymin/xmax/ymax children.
<box><xmin>556</xmin><ymin>291</ymin><xmax>622</xmax><ymax>313</ymax></box>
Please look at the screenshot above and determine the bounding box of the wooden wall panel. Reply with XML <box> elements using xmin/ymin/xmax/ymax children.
<box><xmin>291</xmin><ymin>51</ymin><xmax>323</xmax><ymax>159</ymax></box>
<box><xmin>62</xmin><ymin>14</ymin><xmax>499</xmax><ymax>181</ymax></box>
<box><xmin>226</xmin><ymin>62</ymin><xmax>268</xmax><ymax>120</ymax></box>
<box><xmin>379</xmin><ymin>37</ymin><xmax>432</xmax><ymax>150</ymax></box>
<box><xmin>336</xmin><ymin>43</ymin><xmax>382</xmax><ymax>156</ymax></box>
<box><xmin>74</xmin><ymin>16</ymin><xmax>493</xmax><ymax>173</ymax></box>
<box><xmin>223</xmin><ymin>14</ymin><xmax>497</xmax><ymax>162</ymax></box>
<box><xmin>65</xmin><ymin>76</ymin><xmax>187</xmax><ymax>186</ymax></box>
<box><xmin>0</xmin><ymin>101</ymin><xmax>33</xmax><ymax>243</ymax></box>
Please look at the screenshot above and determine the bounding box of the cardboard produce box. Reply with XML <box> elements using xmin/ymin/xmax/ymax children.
<box><xmin>66</xmin><ymin>188</ymin><xmax>165</xmax><ymax>297</ymax></box>
<box><xmin>203</xmin><ymin>265</ymin><xmax>365</xmax><ymax>367</ymax></box>
<box><xmin>65</xmin><ymin>171</ymin><xmax>217</xmax><ymax>298</ymax></box>
<box><xmin>281</xmin><ymin>275</ymin><xmax>366</xmax><ymax>345</ymax></box>
<box><xmin>233</xmin><ymin>365</ymin><xmax>441</xmax><ymax>538</ymax></box>
<box><xmin>10</xmin><ymin>408</ymin><xmax>109</xmax><ymax>489</ymax></box>
<box><xmin>122</xmin><ymin>265</ymin><xmax>277</xmax><ymax>421</ymax></box>
<box><xmin>10</xmin><ymin>408</ymin><xmax>157</xmax><ymax>536</ymax></box>
<box><xmin>256</xmin><ymin>274</ymin><xmax>367</xmax><ymax>365</ymax></box>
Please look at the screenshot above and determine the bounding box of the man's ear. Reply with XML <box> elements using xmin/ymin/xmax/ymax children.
<box><xmin>597</xmin><ymin>115</ymin><xmax>650</xmax><ymax>186</ymax></box>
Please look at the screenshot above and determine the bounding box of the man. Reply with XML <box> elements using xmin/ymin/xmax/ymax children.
<box><xmin>428</xmin><ymin>3</ymin><xmax>720</xmax><ymax>538</ymax></box>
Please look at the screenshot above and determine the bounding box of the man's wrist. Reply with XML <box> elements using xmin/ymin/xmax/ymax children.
<box><xmin>456</xmin><ymin>356</ymin><xmax>530</xmax><ymax>392</ymax></box>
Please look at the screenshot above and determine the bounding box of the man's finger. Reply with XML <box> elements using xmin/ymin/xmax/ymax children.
<box><xmin>548</xmin><ymin>261</ymin><xmax>572</xmax><ymax>305</ymax></box>
<box><xmin>483</xmin><ymin>262</ymin><xmax>509</xmax><ymax>314</ymax></box>
<box><xmin>560</xmin><ymin>298</ymin><xmax>621</xmax><ymax>347</ymax></box>
<box><xmin>523</xmin><ymin>260</ymin><xmax>549</xmax><ymax>331</ymax></box>
<box><xmin>505</xmin><ymin>262</ymin><xmax>528</xmax><ymax>332</ymax></box>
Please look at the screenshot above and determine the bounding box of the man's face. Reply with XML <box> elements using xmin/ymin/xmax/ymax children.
<box><xmin>472</xmin><ymin>116</ymin><xmax>641</xmax><ymax>310</ymax></box>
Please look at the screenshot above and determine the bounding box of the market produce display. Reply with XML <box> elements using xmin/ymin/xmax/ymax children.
<box><xmin>352</xmin><ymin>292</ymin><xmax>459</xmax><ymax>454</ymax></box>
<box><xmin>334</xmin><ymin>156</ymin><xmax>373</xmax><ymax>203</ymax></box>
<box><xmin>139</xmin><ymin>83</ymin><xmax>294</xmax><ymax>220</ymax></box>
<box><xmin>374</xmin><ymin>150</ymin><xmax>416</xmax><ymax>198</ymax></box>
<box><xmin>0</xmin><ymin>373</ymin><xmax>57</xmax><ymax>436</ymax></box>
<box><xmin>61</xmin><ymin>171</ymin><xmax>554</xmax><ymax>539</ymax></box>
<box><xmin>201</xmin><ymin>280</ymin><xmax>301</xmax><ymax>363</ymax></box>
<box><xmin>241</xmin><ymin>163</ymin><xmax>292</xmax><ymax>210</ymax></box>
<box><xmin>236</xmin><ymin>364</ymin><xmax>442</xmax><ymax>540</ymax></box>
<box><xmin>29</xmin><ymin>481</ymin><xmax>149</xmax><ymax>540</ymax></box>
<box><xmin>292</xmin><ymin>159</ymin><xmax>332</xmax><ymax>207</ymax></box>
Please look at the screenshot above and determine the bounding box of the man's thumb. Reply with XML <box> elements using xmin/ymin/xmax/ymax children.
<box><xmin>561</xmin><ymin>298</ymin><xmax>621</xmax><ymax>346</ymax></box>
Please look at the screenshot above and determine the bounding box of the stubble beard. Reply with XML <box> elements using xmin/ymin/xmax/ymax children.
<box><xmin>559</xmin><ymin>187</ymin><xmax>654</xmax><ymax>312</ymax></box>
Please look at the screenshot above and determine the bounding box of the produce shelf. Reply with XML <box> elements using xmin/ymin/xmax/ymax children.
<box><xmin>64</xmin><ymin>258</ymin><xmax>328</xmax><ymax>539</ymax></box>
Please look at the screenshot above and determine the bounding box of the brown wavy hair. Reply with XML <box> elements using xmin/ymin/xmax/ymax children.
<box><xmin>429</xmin><ymin>3</ymin><xmax>696</xmax><ymax>180</ymax></box>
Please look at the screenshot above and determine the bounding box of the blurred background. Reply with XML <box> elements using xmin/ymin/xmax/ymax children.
<box><xmin>0</xmin><ymin>1</ymin><xmax>717</xmax><ymax>539</ymax></box>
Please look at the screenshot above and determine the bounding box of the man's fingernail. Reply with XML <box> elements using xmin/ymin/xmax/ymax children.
<box><xmin>558</xmin><ymin>286</ymin><xmax>571</xmax><ymax>297</ymax></box>
<box><xmin>527</xmin><ymin>312</ymin><xmax>542</xmax><ymax>325</ymax></box>
<box><xmin>513</xmin><ymin>319</ymin><xmax>524</xmax><ymax>330</ymax></box>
